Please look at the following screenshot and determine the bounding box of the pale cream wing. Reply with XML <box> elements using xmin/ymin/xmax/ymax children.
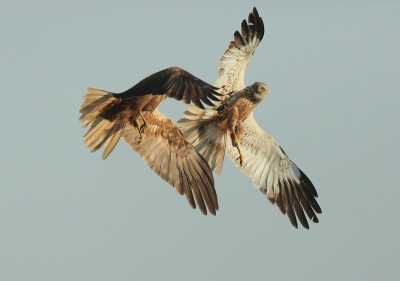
<box><xmin>122</xmin><ymin>109</ymin><xmax>219</xmax><ymax>216</ymax></box>
<box><xmin>215</xmin><ymin>7</ymin><xmax>264</xmax><ymax>96</ymax></box>
<box><xmin>225</xmin><ymin>113</ymin><xmax>321</xmax><ymax>229</ymax></box>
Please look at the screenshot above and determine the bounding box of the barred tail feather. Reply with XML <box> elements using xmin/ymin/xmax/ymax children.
<box><xmin>178</xmin><ymin>105</ymin><xmax>227</xmax><ymax>174</ymax></box>
<box><xmin>79</xmin><ymin>88</ymin><xmax>125</xmax><ymax>159</ymax></box>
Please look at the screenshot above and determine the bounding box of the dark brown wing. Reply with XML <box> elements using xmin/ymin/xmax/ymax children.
<box><xmin>122</xmin><ymin>108</ymin><xmax>219</xmax><ymax>215</ymax></box>
<box><xmin>118</xmin><ymin>66</ymin><xmax>221</xmax><ymax>109</ymax></box>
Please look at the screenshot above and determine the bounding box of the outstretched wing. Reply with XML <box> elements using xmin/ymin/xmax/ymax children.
<box><xmin>215</xmin><ymin>7</ymin><xmax>264</xmax><ymax>96</ymax></box>
<box><xmin>122</xmin><ymin>109</ymin><xmax>219</xmax><ymax>216</ymax></box>
<box><xmin>118</xmin><ymin>66</ymin><xmax>221</xmax><ymax>109</ymax></box>
<box><xmin>225</xmin><ymin>113</ymin><xmax>321</xmax><ymax>229</ymax></box>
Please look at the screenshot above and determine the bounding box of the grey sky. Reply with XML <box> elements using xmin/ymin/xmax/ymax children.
<box><xmin>1</xmin><ymin>1</ymin><xmax>399</xmax><ymax>280</ymax></box>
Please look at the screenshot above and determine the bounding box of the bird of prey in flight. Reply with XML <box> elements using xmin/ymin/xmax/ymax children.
<box><xmin>79</xmin><ymin>67</ymin><xmax>221</xmax><ymax>215</ymax></box>
<box><xmin>178</xmin><ymin>7</ymin><xmax>322</xmax><ymax>229</ymax></box>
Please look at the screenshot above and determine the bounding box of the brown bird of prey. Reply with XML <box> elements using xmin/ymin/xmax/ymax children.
<box><xmin>79</xmin><ymin>67</ymin><xmax>221</xmax><ymax>215</ymax></box>
<box><xmin>178</xmin><ymin>7</ymin><xmax>322</xmax><ymax>229</ymax></box>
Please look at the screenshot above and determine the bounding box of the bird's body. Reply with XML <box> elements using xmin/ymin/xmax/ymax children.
<box><xmin>194</xmin><ymin>83</ymin><xmax>268</xmax><ymax>165</ymax></box>
<box><xmin>178</xmin><ymin>7</ymin><xmax>322</xmax><ymax>229</ymax></box>
<box><xmin>79</xmin><ymin>66</ymin><xmax>220</xmax><ymax>215</ymax></box>
<box><xmin>217</xmin><ymin>83</ymin><xmax>267</xmax><ymax>121</ymax></box>
<box><xmin>95</xmin><ymin>94</ymin><xmax>165</xmax><ymax>123</ymax></box>
<box><xmin>215</xmin><ymin>82</ymin><xmax>268</xmax><ymax>130</ymax></box>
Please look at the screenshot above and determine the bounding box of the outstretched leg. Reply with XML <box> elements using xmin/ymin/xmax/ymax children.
<box><xmin>138</xmin><ymin>111</ymin><xmax>148</xmax><ymax>134</ymax></box>
<box><xmin>235</xmin><ymin>144</ymin><xmax>244</xmax><ymax>166</ymax></box>
<box><xmin>230</xmin><ymin>131</ymin><xmax>244</xmax><ymax>166</ymax></box>
<box><xmin>234</xmin><ymin>123</ymin><xmax>244</xmax><ymax>166</ymax></box>
<box><xmin>133</xmin><ymin>119</ymin><xmax>144</xmax><ymax>144</ymax></box>
<box><xmin>227</xmin><ymin>106</ymin><xmax>244</xmax><ymax>166</ymax></box>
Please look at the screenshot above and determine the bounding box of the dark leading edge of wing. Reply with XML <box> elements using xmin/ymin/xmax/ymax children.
<box><xmin>117</xmin><ymin>66</ymin><xmax>221</xmax><ymax>109</ymax></box>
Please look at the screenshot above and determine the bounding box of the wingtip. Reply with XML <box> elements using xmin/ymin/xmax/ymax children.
<box><xmin>200</xmin><ymin>208</ymin><xmax>208</xmax><ymax>216</ymax></box>
<box><xmin>253</xmin><ymin>7</ymin><xmax>259</xmax><ymax>16</ymax></box>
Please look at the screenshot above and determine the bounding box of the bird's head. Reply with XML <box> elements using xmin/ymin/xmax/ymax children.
<box><xmin>251</xmin><ymin>82</ymin><xmax>268</xmax><ymax>100</ymax></box>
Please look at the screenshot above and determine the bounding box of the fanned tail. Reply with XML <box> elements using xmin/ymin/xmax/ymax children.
<box><xmin>178</xmin><ymin>105</ymin><xmax>227</xmax><ymax>174</ymax></box>
<box><xmin>79</xmin><ymin>88</ymin><xmax>125</xmax><ymax>159</ymax></box>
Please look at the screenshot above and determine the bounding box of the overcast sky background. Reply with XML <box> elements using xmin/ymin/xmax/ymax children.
<box><xmin>1</xmin><ymin>1</ymin><xmax>399</xmax><ymax>280</ymax></box>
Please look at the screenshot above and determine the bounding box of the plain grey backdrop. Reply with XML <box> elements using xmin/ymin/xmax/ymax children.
<box><xmin>1</xmin><ymin>1</ymin><xmax>399</xmax><ymax>280</ymax></box>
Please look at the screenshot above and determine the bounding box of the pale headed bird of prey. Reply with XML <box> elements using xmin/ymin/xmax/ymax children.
<box><xmin>79</xmin><ymin>67</ymin><xmax>221</xmax><ymax>215</ymax></box>
<box><xmin>178</xmin><ymin>7</ymin><xmax>322</xmax><ymax>229</ymax></box>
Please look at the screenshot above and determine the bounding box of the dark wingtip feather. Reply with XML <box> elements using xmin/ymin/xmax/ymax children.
<box><xmin>275</xmin><ymin>194</ymin><xmax>285</xmax><ymax>214</ymax></box>
<box><xmin>200</xmin><ymin>98</ymin><xmax>214</xmax><ymax>107</ymax></box>
<box><xmin>233</xmin><ymin>30</ymin><xmax>245</xmax><ymax>47</ymax></box>
<box><xmin>273</xmin><ymin>171</ymin><xmax>320</xmax><ymax>228</ymax></box>
<box><xmin>312</xmin><ymin>201</ymin><xmax>322</xmax><ymax>214</ymax></box>
<box><xmin>252</xmin><ymin>7</ymin><xmax>260</xmax><ymax>34</ymax></box>
<box><xmin>288</xmin><ymin>211</ymin><xmax>298</xmax><ymax>229</ymax></box>
<box><xmin>299</xmin><ymin>169</ymin><xmax>318</xmax><ymax>197</ymax></box>
<box><xmin>291</xmin><ymin>182</ymin><xmax>310</xmax><ymax>229</ymax></box>
<box><xmin>241</xmin><ymin>19</ymin><xmax>249</xmax><ymax>43</ymax></box>
<box><xmin>282</xmin><ymin>181</ymin><xmax>298</xmax><ymax>228</ymax></box>
<box><xmin>194</xmin><ymin>100</ymin><xmax>205</xmax><ymax>109</ymax></box>
<box><xmin>248</xmin><ymin>12</ymin><xmax>254</xmax><ymax>25</ymax></box>
<box><xmin>259</xmin><ymin>17</ymin><xmax>265</xmax><ymax>42</ymax></box>
<box><xmin>208</xmin><ymin>93</ymin><xmax>222</xmax><ymax>102</ymax></box>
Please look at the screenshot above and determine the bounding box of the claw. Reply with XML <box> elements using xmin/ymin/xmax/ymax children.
<box><xmin>135</xmin><ymin>135</ymin><xmax>144</xmax><ymax>144</ymax></box>
<box><xmin>235</xmin><ymin>144</ymin><xmax>244</xmax><ymax>166</ymax></box>
<box><xmin>236</xmin><ymin>140</ymin><xmax>244</xmax><ymax>167</ymax></box>
<box><xmin>236</xmin><ymin>154</ymin><xmax>244</xmax><ymax>166</ymax></box>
